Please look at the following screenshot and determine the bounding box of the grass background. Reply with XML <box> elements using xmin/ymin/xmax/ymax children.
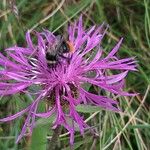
<box><xmin>0</xmin><ymin>0</ymin><xmax>150</xmax><ymax>149</ymax></box>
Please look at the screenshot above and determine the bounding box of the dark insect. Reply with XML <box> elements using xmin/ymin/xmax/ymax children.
<box><xmin>46</xmin><ymin>36</ymin><xmax>74</xmax><ymax>67</ymax></box>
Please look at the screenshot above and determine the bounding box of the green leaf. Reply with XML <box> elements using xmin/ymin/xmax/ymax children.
<box><xmin>76</xmin><ymin>105</ymin><xmax>102</xmax><ymax>113</ymax></box>
<box><xmin>35</xmin><ymin>115</ymin><xmax>55</xmax><ymax>128</ymax></box>
<box><xmin>62</xmin><ymin>136</ymin><xmax>92</xmax><ymax>150</ymax></box>
<box><xmin>29</xmin><ymin>126</ymin><xmax>48</xmax><ymax>150</ymax></box>
<box><xmin>128</xmin><ymin>124</ymin><xmax>150</xmax><ymax>129</ymax></box>
<box><xmin>29</xmin><ymin>103</ymin><xmax>54</xmax><ymax>150</ymax></box>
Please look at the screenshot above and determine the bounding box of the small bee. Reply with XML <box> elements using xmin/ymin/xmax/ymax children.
<box><xmin>46</xmin><ymin>36</ymin><xmax>74</xmax><ymax>67</ymax></box>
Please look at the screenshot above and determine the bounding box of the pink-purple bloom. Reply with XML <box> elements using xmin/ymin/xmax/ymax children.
<box><xmin>0</xmin><ymin>16</ymin><xmax>136</xmax><ymax>144</ymax></box>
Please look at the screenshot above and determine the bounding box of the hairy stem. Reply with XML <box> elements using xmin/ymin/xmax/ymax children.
<box><xmin>48</xmin><ymin>126</ymin><xmax>62</xmax><ymax>150</ymax></box>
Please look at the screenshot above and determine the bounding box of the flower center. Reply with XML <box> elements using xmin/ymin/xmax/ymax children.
<box><xmin>46</xmin><ymin>84</ymin><xmax>79</xmax><ymax>110</ymax></box>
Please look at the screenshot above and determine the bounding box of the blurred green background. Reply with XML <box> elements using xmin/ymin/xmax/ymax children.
<box><xmin>0</xmin><ymin>0</ymin><xmax>150</xmax><ymax>149</ymax></box>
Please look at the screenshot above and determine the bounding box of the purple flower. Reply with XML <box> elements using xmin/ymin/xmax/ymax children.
<box><xmin>0</xmin><ymin>16</ymin><xmax>137</xmax><ymax>145</ymax></box>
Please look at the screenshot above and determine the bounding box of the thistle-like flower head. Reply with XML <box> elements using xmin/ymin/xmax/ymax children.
<box><xmin>0</xmin><ymin>16</ymin><xmax>137</xmax><ymax>144</ymax></box>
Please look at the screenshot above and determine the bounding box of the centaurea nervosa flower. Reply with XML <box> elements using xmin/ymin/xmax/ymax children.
<box><xmin>0</xmin><ymin>16</ymin><xmax>137</xmax><ymax>145</ymax></box>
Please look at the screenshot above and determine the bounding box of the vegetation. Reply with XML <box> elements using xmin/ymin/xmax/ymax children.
<box><xmin>0</xmin><ymin>0</ymin><xmax>150</xmax><ymax>149</ymax></box>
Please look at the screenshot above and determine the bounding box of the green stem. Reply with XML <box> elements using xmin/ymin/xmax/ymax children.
<box><xmin>48</xmin><ymin>126</ymin><xmax>62</xmax><ymax>150</ymax></box>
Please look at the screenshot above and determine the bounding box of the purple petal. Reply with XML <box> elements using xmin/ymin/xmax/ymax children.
<box><xmin>26</xmin><ymin>31</ymin><xmax>34</xmax><ymax>49</ymax></box>
<box><xmin>0</xmin><ymin>106</ymin><xmax>30</xmax><ymax>122</ymax></box>
<box><xmin>34</xmin><ymin>106</ymin><xmax>56</xmax><ymax>118</ymax></box>
<box><xmin>105</xmin><ymin>38</ymin><xmax>123</xmax><ymax>59</ymax></box>
<box><xmin>6</xmin><ymin>46</ymin><xmax>32</xmax><ymax>55</ymax></box>
<box><xmin>0</xmin><ymin>83</ymin><xmax>31</xmax><ymax>95</ymax></box>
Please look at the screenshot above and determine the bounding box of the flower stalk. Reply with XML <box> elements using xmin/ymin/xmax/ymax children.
<box><xmin>48</xmin><ymin>126</ymin><xmax>62</xmax><ymax>150</ymax></box>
